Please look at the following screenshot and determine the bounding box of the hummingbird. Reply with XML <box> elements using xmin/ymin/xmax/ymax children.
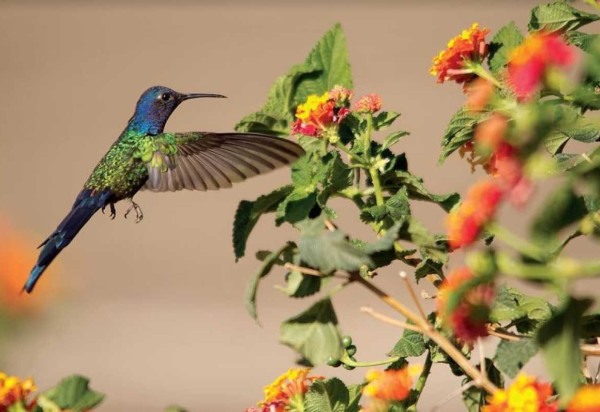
<box><xmin>24</xmin><ymin>85</ymin><xmax>305</xmax><ymax>293</ymax></box>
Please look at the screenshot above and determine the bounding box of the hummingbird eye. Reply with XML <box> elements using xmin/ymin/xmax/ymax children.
<box><xmin>159</xmin><ymin>93</ymin><xmax>171</xmax><ymax>102</ymax></box>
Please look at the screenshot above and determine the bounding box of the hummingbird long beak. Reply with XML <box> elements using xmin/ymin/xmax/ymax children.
<box><xmin>181</xmin><ymin>93</ymin><xmax>227</xmax><ymax>101</ymax></box>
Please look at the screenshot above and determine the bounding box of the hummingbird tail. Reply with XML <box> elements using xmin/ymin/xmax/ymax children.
<box><xmin>24</xmin><ymin>188</ymin><xmax>113</xmax><ymax>294</ymax></box>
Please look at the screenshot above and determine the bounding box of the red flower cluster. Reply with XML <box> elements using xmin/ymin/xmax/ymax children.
<box><xmin>354</xmin><ymin>94</ymin><xmax>382</xmax><ymax>114</ymax></box>
<box><xmin>0</xmin><ymin>372</ymin><xmax>36</xmax><ymax>412</ymax></box>
<box><xmin>436</xmin><ymin>267</ymin><xmax>495</xmax><ymax>343</ymax></box>
<box><xmin>447</xmin><ymin>180</ymin><xmax>503</xmax><ymax>250</ymax></box>
<box><xmin>508</xmin><ymin>32</ymin><xmax>575</xmax><ymax>101</ymax></box>
<box><xmin>430</xmin><ymin>23</ymin><xmax>490</xmax><ymax>84</ymax></box>
<box><xmin>361</xmin><ymin>366</ymin><xmax>420</xmax><ymax>412</ymax></box>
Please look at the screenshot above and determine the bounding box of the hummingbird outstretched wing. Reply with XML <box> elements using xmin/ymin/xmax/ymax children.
<box><xmin>143</xmin><ymin>132</ymin><xmax>305</xmax><ymax>192</ymax></box>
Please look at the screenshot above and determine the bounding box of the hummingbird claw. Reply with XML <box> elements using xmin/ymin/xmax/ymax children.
<box><xmin>124</xmin><ymin>199</ymin><xmax>144</xmax><ymax>223</ymax></box>
<box><xmin>102</xmin><ymin>203</ymin><xmax>116</xmax><ymax>220</ymax></box>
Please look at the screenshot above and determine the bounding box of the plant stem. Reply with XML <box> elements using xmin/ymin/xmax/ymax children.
<box><xmin>352</xmin><ymin>273</ymin><xmax>499</xmax><ymax>394</ymax></box>
<box><xmin>496</xmin><ymin>252</ymin><xmax>600</xmax><ymax>281</ymax></box>
<box><xmin>487</xmin><ymin>223</ymin><xmax>549</xmax><ymax>262</ymax></box>
<box><xmin>469</xmin><ymin>63</ymin><xmax>502</xmax><ymax>88</ymax></box>
<box><xmin>342</xmin><ymin>354</ymin><xmax>401</xmax><ymax>368</ymax></box>
<box><xmin>407</xmin><ymin>351</ymin><xmax>433</xmax><ymax>412</ymax></box>
<box><xmin>369</xmin><ymin>167</ymin><xmax>385</xmax><ymax>207</ymax></box>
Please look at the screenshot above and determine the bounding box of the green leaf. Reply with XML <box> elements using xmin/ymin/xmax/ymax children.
<box><xmin>565</xmin><ymin>31</ymin><xmax>600</xmax><ymax>52</ymax></box>
<box><xmin>491</xmin><ymin>286</ymin><xmax>553</xmax><ymax>334</ymax></box>
<box><xmin>236</xmin><ymin>23</ymin><xmax>353</xmax><ymax>135</ymax></box>
<box><xmin>164</xmin><ymin>406</ymin><xmax>188</xmax><ymax>412</ymax></box>
<box><xmin>386</xmin><ymin>171</ymin><xmax>460</xmax><ymax>212</ymax></box>
<box><xmin>382</xmin><ymin>130</ymin><xmax>410</xmax><ymax>150</ymax></box>
<box><xmin>346</xmin><ymin>384</ymin><xmax>363</xmax><ymax>412</ymax></box>
<box><xmin>281</xmin><ymin>269</ymin><xmax>322</xmax><ymax>298</ymax></box>
<box><xmin>41</xmin><ymin>375</ymin><xmax>104</xmax><ymax>412</ymax></box>
<box><xmin>305</xmin><ymin>378</ymin><xmax>350</xmax><ymax>412</ymax></box>
<box><xmin>438</xmin><ymin>107</ymin><xmax>486</xmax><ymax>164</ymax></box>
<box><xmin>490</xmin><ymin>286</ymin><xmax>527</xmax><ymax>323</ymax></box>
<box><xmin>298</xmin><ymin>218</ymin><xmax>373</xmax><ymax>274</ymax></box>
<box><xmin>372</xmin><ymin>111</ymin><xmax>401</xmax><ymax>131</ymax></box>
<box><xmin>537</xmin><ymin>297</ymin><xmax>592</xmax><ymax>406</ymax></box>
<box><xmin>233</xmin><ymin>185</ymin><xmax>293</xmax><ymax>260</ymax></box>
<box><xmin>388</xmin><ymin>327</ymin><xmax>426</xmax><ymax>358</ymax></box>
<box><xmin>246</xmin><ymin>243</ymin><xmax>295</xmax><ymax>322</ymax></box>
<box><xmin>529</xmin><ymin>2</ymin><xmax>599</xmax><ymax>32</ymax></box>
<box><xmin>494</xmin><ymin>339</ymin><xmax>539</xmax><ymax>378</ymax></box>
<box><xmin>279</xmin><ymin>298</ymin><xmax>343</xmax><ymax>365</ymax></box>
<box><xmin>488</xmin><ymin>21</ymin><xmax>524</xmax><ymax>73</ymax></box>
<box><xmin>360</xmin><ymin>187</ymin><xmax>410</xmax><ymax>224</ymax></box>
<box><xmin>531</xmin><ymin>182</ymin><xmax>587</xmax><ymax>247</ymax></box>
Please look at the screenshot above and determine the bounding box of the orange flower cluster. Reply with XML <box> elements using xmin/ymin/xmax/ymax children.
<box><xmin>436</xmin><ymin>267</ymin><xmax>495</xmax><ymax>343</ymax></box>
<box><xmin>430</xmin><ymin>23</ymin><xmax>490</xmax><ymax>84</ymax></box>
<box><xmin>291</xmin><ymin>86</ymin><xmax>352</xmax><ymax>137</ymax></box>
<box><xmin>483</xmin><ymin>374</ymin><xmax>557</xmax><ymax>412</ymax></box>
<box><xmin>354</xmin><ymin>94</ymin><xmax>382</xmax><ymax>114</ymax></box>
<box><xmin>0</xmin><ymin>372</ymin><xmax>36</xmax><ymax>412</ymax></box>
<box><xmin>508</xmin><ymin>32</ymin><xmax>575</xmax><ymax>101</ymax></box>
<box><xmin>361</xmin><ymin>367</ymin><xmax>419</xmax><ymax>412</ymax></box>
<box><xmin>567</xmin><ymin>385</ymin><xmax>600</xmax><ymax>412</ymax></box>
<box><xmin>0</xmin><ymin>215</ymin><xmax>58</xmax><ymax>314</ymax></box>
<box><xmin>246</xmin><ymin>368</ymin><xmax>323</xmax><ymax>412</ymax></box>
<box><xmin>447</xmin><ymin>180</ymin><xmax>503</xmax><ymax>250</ymax></box>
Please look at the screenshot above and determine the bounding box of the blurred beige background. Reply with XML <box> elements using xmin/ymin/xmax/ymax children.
<box><xmin>1</xmin><ymin>1</ymin><xmax>595</xmax><ymax>411</ymax></box>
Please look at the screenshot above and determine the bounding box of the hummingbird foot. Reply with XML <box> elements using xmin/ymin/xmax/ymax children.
<box><xmin>124</xmin><ymin>199</ymin><xmax>144</xmax><ymax>223</ymax></box>
<box><xmin>101</xmin><ymin>203</ymin><xmax>116</xmax><ymax>220</ymax></box>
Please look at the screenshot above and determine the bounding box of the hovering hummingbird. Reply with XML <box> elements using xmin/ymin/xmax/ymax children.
<box><xmin>24</xmin><ymin>85</ymin><xmax>305</xmax><ymax>293</ymax></box>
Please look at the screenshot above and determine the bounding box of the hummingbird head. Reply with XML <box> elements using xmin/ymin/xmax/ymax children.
<box><xmin>127</xmin><ymin>85</ymin><xmax>226</xmax><ymax>134</ymax></box>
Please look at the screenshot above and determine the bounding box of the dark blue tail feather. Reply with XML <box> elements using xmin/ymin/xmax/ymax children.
<box><xmin>24</xmin><ymin>189</ymin><xmax>112</xmax><ymax>293</ymax></box>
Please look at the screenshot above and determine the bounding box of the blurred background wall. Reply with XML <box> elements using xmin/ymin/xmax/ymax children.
<box><xmin>0</xmin><ymin>1</ymin><xmax>589</xmax><ymax>410</ymax></box>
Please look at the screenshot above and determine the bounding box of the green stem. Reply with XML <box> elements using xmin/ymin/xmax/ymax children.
<box><xmin>363</xmin><ymin>113</ymin><xmax>374</xmax><ymax>155</ymax></box>
<box><xmin>496</xmin><ymin>252</ymin><xmax>600</xmax><ymax>281</ymax></box>
<box><xmin>369</xmin><ymin>168</ymin><xmax>385</xmax><ymax>207</ymax></box>
<box><xmin>470</xmin><ymin>64</ymin><xmax>502</xmax><ymax>88</ymax></box>
<box><xmin>407</xmin><ymin>351</ymin><xmax>433</xmax><ymax>412</ymax></box>
<box><xmin>487</xmin><ymin>223</ymin><xmax>549</xmax><ymax>262</ymax></box>
<box><xmin>342</xmin><ymin>353</ymin><xmax>401</xmax><ymax>368</ymax></box>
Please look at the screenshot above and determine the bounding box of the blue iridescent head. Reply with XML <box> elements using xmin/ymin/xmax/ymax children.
<box><xmin>126</xmin><ymin>85</ymin><xmax>226</xmax><ymax>134</ymax></box>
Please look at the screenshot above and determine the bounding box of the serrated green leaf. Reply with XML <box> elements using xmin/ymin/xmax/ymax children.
<box><xmin>384</xmin><ymin>170</ymin><xmax>460</xmax><ymax>212</ymax></box>
<box><xmin>279</xmin><ymin>298</ymin><xmax>343</xmax><ymax>365</ymax></box>
<box><xmin>537</xmin><ymin>297</ymin><xmax>592</xmax><ymax>406</ymax></box>
<box><xmin>360</xmin><ymin>187</ymin><xmax>410</xmax><ymax>224</ymax></box>
<box><xmin>233</xmin><ymin>185</ymin><xmax>293</xmax><ymax>260</ymax></box>
<box><xmin>388</xmin><ymin>327</ymin><xmax>426</xmax><ymax>358</ymax></box>
<box><xmin>529</xmin><ymin>2</ymin><xmax>599</xmax><ymax>32</ymax></box>
<box><xmin>488</xmin><ymin>22</ymin><xmax>524</xmax><ymax>73</ymax></box>
<box><xmin>346</xmin><ymin>384</ymin><xmax>363</xmax><ymax>412</ymax></box>
<box><xmin>438</xmin><ymin>108</ymin><xmax>486</xmax><ymax>164</ymax></box>
<box><xmin>305</xmin><ymin>378</ymin><xmax>349</xmax><ymax>412</ymax></box>
<box><xmin>246</xmin><ymin>243</ymin><xmax>295</xmax><ymax>322</ymax></box>
<box><xmin>41</xmin><ymin>375</ymin><xmax>104</xmax><ymax>412</ymax></box>
<box><xmin>298</xmin><ymin>218</ymin><xmax>373</xmax><ymax>274</ymax></box>
<box><xmin>373</xmin><ymin>111</ymin><xmax>401</xmax><ymax>131</ymax></box>
<box><xmin>490</xmin><ymin>286</ymin><xmax>527</xmax><ymax>323</ymax></box>
<box><xmin>236</xmin><ymin>23</ymin><xmax>352</xmax><ymax>135</ymax></box>
<box><xmin>382</xmin><ymin>130</ymin><xmax>410</xmax><ymax>150</ymax></box>
<box><xmin>494</xmin><ymin>339</ymin><xmax>538</xmax><ymax>378</ymax></box>
<box><xmin>566</xmin><ymin>31</ymin><xmax>600</xmax><ymax>52</ymax></box>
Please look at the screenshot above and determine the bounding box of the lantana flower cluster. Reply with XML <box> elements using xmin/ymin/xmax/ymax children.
<box><xmin>360</xmin><ymin>366</ymin><xmax>419</xmax><ymax>412</ymax></box>
<box><xmin>436</xmin><ymin>267</ymin><xmax>495</xmax><ymax>343</ymax></box>
<box><xmin>0</xmin><ymin>372</ymin><xmax>36</xmax><ymax>412</ymax></box>
<box><xmin>483</xmin><ymin>374</ymin><xmax>557</xmax><ymax>412</ymax></box>
<box><xmin>291</xmin><ymin>85</ymin><xmax>381</xmax><ymax>140</ymax></box>
<box><xmin>245</xmin><ymin>368</ymin><xmax>323</xmax><ymax>412</ymax></box>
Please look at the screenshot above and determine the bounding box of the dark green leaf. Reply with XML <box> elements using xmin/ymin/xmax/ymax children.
<box><xmin>298</xmin><ymin>218</ymin><xmax>373</xmax><ymax>274</ymax></box>
<box><xmin>529</xmin><ymin>2</ymin><xmax>599</xmax><ymax>32</ymax></box>
<box><xmin>382</xmin><ymin>130</ymin><xmax>410</xmax><ymax>150</ymax></box>
<box><xmin>538</xmin><ymin>297</ymin><xmax>592</xmax><ymax>405</ymax></box>
<box><xmin>438</xmin><ymin>108</ymin><xmax>486</xmax><ymax>164</ymax></box>
<box><xmin>488</xmin><ymin>22</ymin><xmax>524</xmax><ymax>73</ymax></box>
<box><xmin>305</xmin><ymin>378</ymin><xmax>350</xmax><ymax>412</ymax></box>
<box><xmin>233</xmin><ymin>185</ymin><xmax>293</xmax><ymax>259</ymax></box>
<box><xmin>279</xmin><ymin>298</ymin><xmax>343</xmax><ymax>365</ymax></box>
<box><xmin>246</xmin><ymin>243</ymin><xmax>295</xmax><ymax>322</ymax></box>
<box><xmin>373</xmin><ymin>111</ymin><xmax>401</xmax><ymax>131</ymax></box>
<box><xmin>462</xmin><ymin>359</ymin><xmax>503</xmax><ymax>411</ymax></box>
<box><xmin>494</xmin><ymin>339</ymin><xmax>538</xmax><ymax>378</ymax></box>
<box><xmin>566</xmin><ymin>31</ymin><xmax>600</xmax><ymax>52</ymax></box>
<box><xmin>384</xmin><ymin>171</ymin><xmax>460</xmax><ymax>212</ymax></box>
<box><xmin>388</xmin><ymin>327</ymin><xmax>426</xmax><ymax>358</ymax></box>
<box><xmin>282</xmin><ymin>269</ymin><xmax>322</xmax><ymax>298</ymax></box>
<box><xmin>346</xmin><ymin>384</ymin><xmax>363</xmax><ymax>412</ymax></box>
<box><xmin>41</xmin><ymin>375</ymin><xmax>104</xmax><ymax>412</ymax></box>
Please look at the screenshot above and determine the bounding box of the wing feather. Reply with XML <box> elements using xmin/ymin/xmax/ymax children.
<box><xmin>143</xmin><ymin>132</ymin><xmax>304</xmax><ymax>192</ymax></box>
